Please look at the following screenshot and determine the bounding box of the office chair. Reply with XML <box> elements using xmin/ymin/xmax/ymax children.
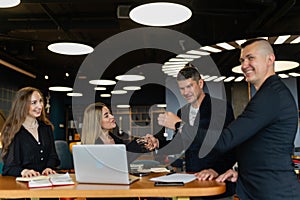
<box><xmin>54</xmin><ymin>140</ymin><xmax>74</xmax><ymax>172</ymax></box>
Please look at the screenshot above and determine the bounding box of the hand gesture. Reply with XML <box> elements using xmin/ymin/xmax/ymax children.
<box><xmin>157</xmin><ymin>112</ymin><xmax>181</xmax><ymax>130</ymax></box>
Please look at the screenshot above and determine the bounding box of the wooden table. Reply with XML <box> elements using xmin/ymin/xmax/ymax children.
<box><xmin>0</xmin><ymin>173</ymin><xmax>225</xmax><ymax>199</ymax></box>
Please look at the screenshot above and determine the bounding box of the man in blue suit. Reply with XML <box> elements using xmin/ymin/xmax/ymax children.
<box><xmin>195</xmin><ymin>39</ymin><xmax>300</xmax><ymax>199</ymax></box>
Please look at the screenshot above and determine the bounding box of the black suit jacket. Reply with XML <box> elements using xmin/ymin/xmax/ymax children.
<box><xmin>215</xmin><ymin>75</ymin><xmax>300</xmax><ymax>199</ymax></box>
<box><xmin>154</xmin><ymin>94</ymin><xmax>236</xmax><ymax>199</ymax></box>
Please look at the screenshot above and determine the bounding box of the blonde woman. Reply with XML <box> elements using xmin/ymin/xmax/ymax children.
<box><xmin>81</xmin><ymin>102</ymin><xmax>145</xmax><ymax>153</ymax></box>
<box><xmin>1</xmin><ymin>87</ymin><xmax>60</xmax><ymax>177</ymax></box>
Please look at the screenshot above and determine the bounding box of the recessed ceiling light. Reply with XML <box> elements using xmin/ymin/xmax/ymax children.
<box><xmin>186</xmin><ymin>50</ymin><xmax>210</xmax><ymax>56</ymax></box>
<box><xmin>289</xmin><ymin>72</ymin><xmax>300</xmax><ymax>77</ymax></box>
<box><xmin>116</xmin><ymin>105</ymin><xmax>130</xmax><ymax>108</ymax></box>
<box><xmin>274</xmin><ymin>35</ymin><xmax>291</xmax><ymax>44</ymax></box>
<box><xmin>111</xmin><ymin>90</ymin><xmax>127</xmax><ymax>94</ymax></box>
<box><xmin>89</xmin><ymin>79</ymin><xmax>116</xmax><ymax>85</ymax></box>
<box><xmin>224</xmin><ymin>76</ymin><xmax>236</xmax><ymax>82</ymax></box>
<box><xmin>49</xmin><ymin>86</ymin><xmax>73</xmax><ymax>92</ymax></box>
<box><xmin>100</xmin><ymin>94</ymin><xmax>111</xmax><ymax>98</ymax></box>
<box><xmin>44</xmin><ymin>75</ymin><xmax>49</xmax><ymax>80</ymax></box>
<box><xmin>115</xmin><ymin>75</ymin><xmax>145</xmax><ymax>81</ymax></box>
<box><xmin>200</xmin><ymin>46</ymin><xmax>222</xmax><ymax>53</ymax></box>
<box><xmin>129</xmin><ymin>2</ymin><xmax>192</xmax><ymax>26</ymax></box>
<box><xmin>67</xmin><ymin>92</ymin><xmax>83</xmax><ymax>97</ymax></box>
<box><xmin>216</xmin><ymin>42</ymin><xmax>235</xmax><ymax>50</ymax></box>
<box><xmin>176</xmin><ymin>54</ymin><xmax>201</xmax><ymax>59</ymax></box>
<box><xmin>157</xmin><ymin>104</ymin><xmax>167</xmax><ymax>108</ymax></box>
<box><xmin>94</xmin><ymin>87</ymin><xmax>106</xmax><ymax>91</ymax></box>
<box><xmin>290</xmin><ymin>36</ymin><xmax>300</xmax><ymax>44</ymax></box>
<box><xmin>169</xmin><ymin>58</ymin><xmax>194</xmax><ymax>62</ymax></box>
<box><xmin>203</xmin><ymin>76</ymin><xmax>218</xmax><ymax>81</ymax></box>
<box><xmin>278</xmin><ymin>74</ymin><xmax>289</xmax><ymax>78</ymax></box>
<box><xmin>48</xmin><ymin>42</ymin><xmax>94</xmax><ymax>55</ymax></box>
<box><xmin>235</xmin><ymin>39</ymin><xmax>247</xmax><ymax>46</ymax></box>
<box><xmin>123</xmin><ymin>86</ymin><xmax>141</xmax><ymax>91</ymax></box>
<box><xmin>0</xmin><ymin>0</ymin><xmax>20</xmax><ymax>8</ymax></box>
<box><xmin>164</xmin><ymin>61</ymin><xmax>189</xmax><ymax>65</ymax></box>
<box><xmin>232</xmin><ymin>61</ymin><xmax>299</xmax><ymax>73</ymax></box>
<box><xmin>213</xmin><ymin>76</ymin><xmax>227</xmax><ymax>82</ymax></box>
<box><xmin>234</xmin><ymin>76</ymin><xmax>244</xmax><ymax>82</ymax></box>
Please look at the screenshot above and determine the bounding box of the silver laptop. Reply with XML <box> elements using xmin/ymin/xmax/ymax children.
<box><xmin>72</xmin><ymin>144</ymin><xmax>139</xmax><ymax>184</ymax></box>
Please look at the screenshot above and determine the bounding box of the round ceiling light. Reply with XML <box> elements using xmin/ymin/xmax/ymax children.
<box><xmin>48</xmin><ymin>42</ymin><xmax>94</xmax><ymax>55</ymax></box>
<box><xmin>0</xmin><ymin>0</ymin><xmax>20</xmax><ymax>8</ymax></box>
<box><xmin>111</xmin><ymin>90</ymin><xmax>128</xmax><ymax>94</ymax></box>
<box><xmin>232</xmin><ymin>61</ymin><xmax>299</xmax><ymax>74</ymax></box>
<box><xmin>115</xmin><ymin>75</ymin><xmax>145</xmax><ymax>81</ymax></box>
<box><xmin>67</xmin><ymin>92</ymin><xmax>83</xmax><ymax>97</ymax></box>
<box><xmin>129</xmin><ymin>2</ymin><xmax>192</xmax><ymax>26</ymax></box>
<box><xmin>94</xmin><ymin>87</ymin><xmax>106</xmax><ymax>90</ymax></box>
<box><xmin>89</xmin><ymin>79</ymin><xmax>116</xmax><ymax>85</ymax></box>
<box><xmin>123</xmin><ymin>86</ymin><xmax>141</xmax><ymax>90</ymax></box>
<box><xmin>100</xmin><ymin>94</ymin><xmax>111</xmax><ymax>98</ymax></box>
<box><xmin>49</xmin><ymin>86</ymin><xmax>73</xmax><ymax>92</ymax></box>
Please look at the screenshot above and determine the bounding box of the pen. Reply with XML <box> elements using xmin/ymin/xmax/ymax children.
<box><xmin>166</xmin><ymin>172</ymin><xmax>176</xmax><ymax>176</ymax></box>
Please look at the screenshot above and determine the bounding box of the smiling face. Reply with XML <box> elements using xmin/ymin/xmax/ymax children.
<box><xmin>177</xmin><ymin>78</ymin><xmax>204</xmax><ymax>108</ymax></box>
<box><xmin>101</xmin><ymin>106</ymin><xmax>116</xmax><ymax>130</ymax></box>
<box><xmin>28</xmin><ymin>91</ymin><xmax>43</xmax><ymax>119</ymax></box>
<box><xmin>240</xmin><ymin>40</ymin><xmax>275</xmax><ymax>90</ymax></box>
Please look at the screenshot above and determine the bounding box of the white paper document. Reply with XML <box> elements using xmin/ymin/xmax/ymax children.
<box><xmin>150</xmin><ymin>173</ymin><xmax>196</xmax><ymax>183</ymax></box>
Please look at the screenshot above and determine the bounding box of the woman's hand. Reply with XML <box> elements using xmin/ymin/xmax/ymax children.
<box><xmin>195</xmin><ymin>169</ymin><xmax>219</xmax><ymax>181</ymax></box>
<box><xmin>42</xmin><ymin>168</ymin><xmax>57</xmax><ymax>176</ymax></box>
<box><xmin>21</xmin><ymin>169</ymin><xmax>40</xmax><ymax>177</ymax></box>
<box><xmin>216</xmin><ymin>169</ymin><xmax>238</xmax><ymax>182</ymax></box>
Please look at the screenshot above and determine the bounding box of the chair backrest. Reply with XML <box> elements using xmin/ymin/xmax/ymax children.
<box><xmin>54</xmin><ymin>140</ymin><xmax>74</xmax><ymax>171</ymax></box>
<box><xmin>0</xmin><ymin>148</ymin><xmax>2</xmax><ymax>174</ymax></box>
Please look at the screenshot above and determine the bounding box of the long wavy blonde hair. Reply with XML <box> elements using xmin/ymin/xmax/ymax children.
<box><xmin>0</xmin><ymin>87</ymin><xmax>53</xmax><ymax>158</ymax></box>
<box><xmin>81</xmin><ymin>102</ymin><xmax>107</xmax><ymax>144</ymax></box>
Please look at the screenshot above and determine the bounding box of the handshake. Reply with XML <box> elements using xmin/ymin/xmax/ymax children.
<box><xmin>135</xmin><ymin>134</ymin><xmax>159</xmax><ymax>151</ymax></box>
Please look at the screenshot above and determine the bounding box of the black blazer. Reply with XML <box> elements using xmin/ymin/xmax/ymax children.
<box><xmin>215</xmin><ymin>75</ymin><xmax>300</xmax><ymax>199</ymax></box>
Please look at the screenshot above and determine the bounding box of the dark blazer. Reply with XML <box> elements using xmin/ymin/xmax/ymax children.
<box><xmin>215</xmin><ymin>75</ymin><xmax>300</xmax><ymax>199</ymax></box>
<box><xmin>154</xmin><ymin>94</ymin><xmax>236</xmax><ymax>199</ymax></box>
<box><xmin>2</xmin><ymin>121</ymin><xmax>60</xmax><ymax>176</ymax></box>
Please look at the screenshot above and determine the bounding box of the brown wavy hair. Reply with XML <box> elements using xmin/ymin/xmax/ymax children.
<box><xmin>0</xmin><ymin>87</ymin><xmax>53</xmax><ymax>158</ymax></box>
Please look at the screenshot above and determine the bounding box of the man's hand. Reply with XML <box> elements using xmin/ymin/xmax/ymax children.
<box><xmin>216</xmin><ymin>169</ymin><xmax>238</xmax><ymax>182</ymax></box>
<box><xmin>144</xmin><ymin>134</ymin><xmax>159</xmax><ymax>150</ymax></box>
<box><xmin>157</xmin><ymin>111</ymin><xmax>181</xmax><ymax>130</ymax></box>
<box><xmin>195</xmin><ymin>169</ymin><xmax>219</xmax><ymax>181</ymax></box>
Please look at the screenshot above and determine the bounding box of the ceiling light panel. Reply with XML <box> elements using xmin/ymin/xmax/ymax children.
<box><xmin>89</xmin><ymin>79</ymin><xmax>116</xmax><ymax>85</ymax></box>
<box><xmin>186</xmin><ymin>50</ymin><xmax>210</xmax><ymax>56</ymax></box>
<box><xmin>0</xmin><ymin>0</ymin><xmax>20</xmax><ymax>8</ymax></box>
<box><xmin>274</xmin><ymin>35</ymin><xmax>291</xmax><ymax>44</ymax></box>
<box><xmin>67</xmin><ymin>92</ymin><xmax>83</xmax><ymax>97</ymax></box>
<box><xmin>100</xmin><ymin>94</ymin><xmax>111</xmax><ymax>97</ymax></box>
<box><xmin>224</xmin><ymin>76</ymin><xmax>236</xmax><ymax>82</ymax></box>
<box><xmin>94</xmin><ymin>87</ymin><xmax>106</xmax><ymax>90</ymax></box>
<box><xmin>129</xmin><ymin>2</ymin><xmax>192</xmax><ymax>26</ymax></box>
<box><xmin>234</xmin><ymin>76</ymin><xmax>244</xmax><ymax>82</ymax></box>
<box><xmin>49</xmin><ymin>86</ymin><xmax>73</xmax><ymax>92</ymax></box>
<box><xmin>48</xmin><ymin>42</ymin><xmax>94</xmax><ymax>55</ymax></box>
<box><xmin>290</xmin><ymin>36</ymin><xmax>300</xmax><ymax>44</ymax></box>
<box><xmin>216</xmin><ymin>42</ymin><xmax>235</xmax><ymax>50</ymax></box>
<box><xmin>200</xmin><ymin>46</ymin><xmax>222</xmax><ymax>53</ymax></box>
<box><xmin>176</xmin><ymin>54</ymin><xmax>201</xmax><ymax>59</ymax></box>
<box><xmin>115</xmin><ymin>75</ymin><xmax>145</xmax><ymax>81</ymax></box>
<box><xmin>123</xmin><ymin>86</ymin><xmax>141</xmax><ymax>90</ymax></box>
<box><xmin>111</xmin><ymin>90</ymin><xmax>127</xmax><ymax>94</ymax></box>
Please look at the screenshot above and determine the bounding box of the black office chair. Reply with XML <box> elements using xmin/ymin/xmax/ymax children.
<box><xmin>54</xmin><ymin>140</ymin><xmax>74</xmax><ymax>172</ymax></box>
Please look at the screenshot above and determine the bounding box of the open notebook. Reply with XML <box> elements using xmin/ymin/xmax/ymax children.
<box><xmin>72</xmin><ymin>144</ymin><xmax>139</xmax><ymax>184</ymax></box>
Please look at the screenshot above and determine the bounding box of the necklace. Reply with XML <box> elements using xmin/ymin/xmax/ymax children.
<box><xmin>23</xmin><ymin>120</ymin><xmax>38</xmax><ymax>129</ymax></box>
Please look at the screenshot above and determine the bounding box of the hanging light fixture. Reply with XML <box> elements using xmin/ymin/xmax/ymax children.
<box><xmin>0</xmin><ymin>0</ymin><xmax>20</xmax><ymax>8</ymax></box>
<box><xmin>129</xmin><ymin>2</ymin><xmax>192</xmax><ymax>26</ymax></box>
<box><xmin>48</xmin><ymin>42</ymin><xmax>94</xmax><ymax>55</ymax></box>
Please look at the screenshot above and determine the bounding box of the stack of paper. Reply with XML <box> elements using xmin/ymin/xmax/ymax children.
<box><xmin>150</xmin><ymin>173</ymin><xmax>196</xmax><ymax>184</ymax></box>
